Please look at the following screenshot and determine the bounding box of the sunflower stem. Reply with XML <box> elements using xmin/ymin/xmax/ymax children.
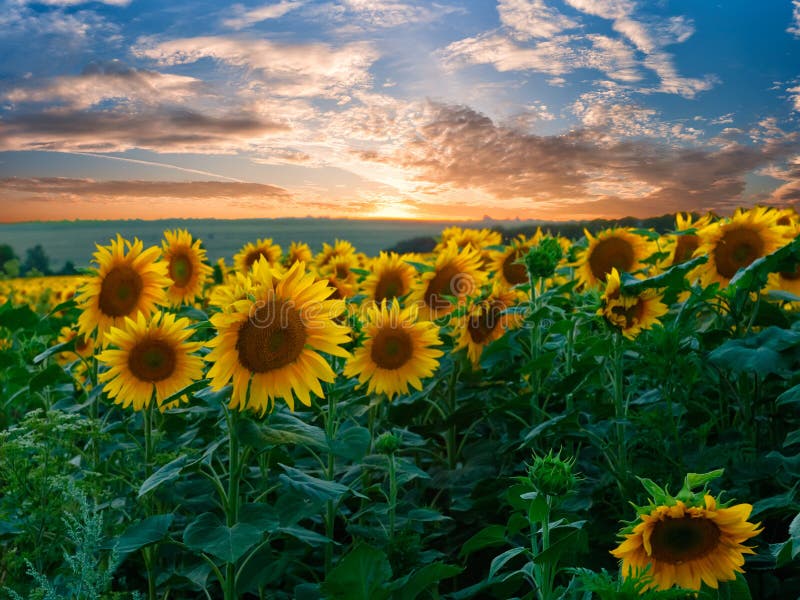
<box><xmin>446</xmin><ymin>362</ymin><xmax>460</xmax><ymax>471</ymax></box>
<box><xmin>225</xmin><ymin>406</ymin><xmax>242</xmax><ymax>600</ymax></box>
<box><xmin>611</xmin><ymin>333</ymin><xmax>628</xmax><ymax>492</ymax></box>
<box><xmin>324</xmin><ymin>387</ymin><xmax>338</xmax><ymax>575</ymax></box>
<box><xmin>388</xmin><ymin>451</ymin><xmax>397</xmax><ymax>542</ymax></box>
<box><xmin>142</xmin><ymin>396</ymin><xmax>157</xmax><ymax>600</ymax></box>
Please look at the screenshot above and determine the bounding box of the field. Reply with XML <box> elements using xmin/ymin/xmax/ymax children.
<box><xmin>0</xmin><ymin>209</ymin><xmax>799</xmax><ymax>599</ymax></box>
<box><xmin>0</xmin><ymin>218</ymin><xmax>505</xmax><ymax>272</ymax></box>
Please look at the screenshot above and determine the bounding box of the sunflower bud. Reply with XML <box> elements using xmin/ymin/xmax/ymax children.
<box><xmin>524</xmin><ymin>237</ymin><xmax>563</xmax><ymax>280</ymax></box>
<box><xmin>375</xmin><ymin>432</ymin><xmax>401</xmax><ymax>455</ymax></box>
<box><xmin>527</xmin><ymin>450</ymin><xmax>577</xmax><ymax>497</ymax></box>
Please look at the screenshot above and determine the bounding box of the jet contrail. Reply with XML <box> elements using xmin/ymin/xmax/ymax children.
<box><xmin>65</xmin><ymin>152</ymin><xmax>247</xmax><ymax>183</ymax></box>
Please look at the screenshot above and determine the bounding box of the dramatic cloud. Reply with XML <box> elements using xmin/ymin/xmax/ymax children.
<box><xmin>357</xmin><ymin>102</ymin><xmax>799</xmax><ymax>216</ymax></box>
<box><xmin>789</xmin><ymin>0</ymin><xmax>800</xmax><ymax>37</ymax></box>
<box><xmin>4</xmin><ymin>61</ymin><xmax>205</xmax><ymax>109</ymax></box>
<box><xmin>134</xmin><ymin>36</ymin><xmax>379</xmax><ymax>99</ymax></box>
<box><xmin>0</xmin><ymin>108</ymin><xmax>288</xmax><ymax>153</ymax></box>
<box><xmin>222</xmin><ymin>0</ymin><xmax>304</xmax><ymax>29</ymax></box>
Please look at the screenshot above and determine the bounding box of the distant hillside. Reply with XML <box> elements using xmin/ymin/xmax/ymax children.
<box><xmin>385</xmin><ymin>213</ymin><xmax>687</xmax><ymax>254</ymax></box>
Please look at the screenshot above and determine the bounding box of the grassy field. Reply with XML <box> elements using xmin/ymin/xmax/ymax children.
<box><xmin>0</xmin><ymin>218</ymin><xmax>515</xmax><ymax>270</ymax></box>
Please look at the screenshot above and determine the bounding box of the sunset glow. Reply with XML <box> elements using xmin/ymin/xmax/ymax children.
<box><xmin>1</xmin><ymin>0</ymin><xmax>799</xmax><ymax>222</ymax></box>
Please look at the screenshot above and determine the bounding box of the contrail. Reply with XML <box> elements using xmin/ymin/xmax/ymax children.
<box><xmin>65</xmin><ymin>152</ymin><xmax>247</xmax><ymax>183</ymax></box>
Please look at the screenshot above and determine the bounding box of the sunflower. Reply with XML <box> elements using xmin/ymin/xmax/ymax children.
<box><xmin>161</xmin><ymin>229</ymin><xmax>213</xmax><ymax>306</ymax></box>
<box><xmin>234</xmin><ymin>238</ymin><xmax>282</xmax><ymax>274</ymax></box>
<box><xmin>407</xmin><ymin>242</ymin><xmax>487</xmax><ymax>321</ymax></box>
<box><xmin>316</xmin><ymin>239</ymin><xmax>356</xmax><ymax>270</ymax></box>
<box><xmin>362</xmin><ymin>252</ymin><xmax>416</xmax><ymax>304</ymax></box>
<box><xmin>694</xmin><ymin>206</ymin><xmax>790</xmax><ymax>288</ymax></box>
<box><xmin>206</xmin><ymin>259</ymin><xmax>350</xmax><ymax>414</ymax></box>
<box><xmin>454</xmin><ymin>285</ymin><xmax>524</xmax><ymax>367</ymax></box>
<box><xmin>611</xmin><ymin>494</ymin><xmax>761</xmax><ymax>591</ymax></box>
<box><xmin>490</xmin><ymin>234</ymin><xmax>537</xmax><ymax>288</ymax></box>
<box><xmin>319</xmin><ymin>255</ymin><xmax>359</xmax><ymax>300</ymax></box>
<box><xmin>284</xmin><ymin>241</ymin><xmax>313</xmax><ymax>268</ymax></box>
<box><xmin>575</xmin><ymin>228</ymin><xmax>654</xmax><ymax>289</ymax></box>
<box><xmin>97</xmin><ymin>311</ymin><xmax>204</xmax><ymax>411</ymax></box>
<box><xmin>56</xmin><ymin>326</ymin><xmax>95</xmax><ymax>366</ymax></box>
<box><xmin>437</xmin><ymin>226</ymin><xmax>503</xmax><ymax>269</ymax></box>
<box><xmin>343</xmin><ymin>299</ymin><xmax>443</xmax><ymax>399</ymax></box>
<box><xmin>665</xmin><ymin>213</ymin><xmax>714</xmax><ymax>268</ymax></box>
<box><xmin>77</xmin><ymin>235</ymin><xmax>169</xmax><ymax>343</ymax></box>
<box><xmin>774</xmin><ymin>206</ymin><xmax>799</xmax><ymax>227</ymax></box>
<box><xmin>599</xmin><ymin>268</ymin><xmax>668</xmax><ymax>339</ymax></box>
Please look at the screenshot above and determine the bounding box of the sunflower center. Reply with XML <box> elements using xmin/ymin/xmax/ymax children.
<box><xmin>780</xmin><ymin>262</ymin><xmax>800</xmax><ymax>281</ymax></box>
<box><xmin>371</xmin><ymin>327</ymin><xmax>413</xmax><ymax>370</ymax></box>
<box><xmin>245</xmin><ymin>250</ymin><xmax>271</xmax><ymax>269</ymax></box>
<box><xmin>169</xmin><ymin>252</ymin><xmax>194</xmax><ymax>287</ymax></box>
<box><xmin>99</xmin><ymin>266</ymin><xmax>144</xmax><ymax>317</ymax></box>
<box><xmin>649</xmin><ymin>516</ymin><xmax>721</xmax><ymax>564</ymax></box>
<box><xmin>335</xmin><ymin>264</ymin><xmax>349</xmax><ymax>280</ymax></box>
<box><xmin>468</xmin><ymin>305</ymin><xmax>502</xmax><ymax>344</ymax></box>
<box><xmin>74</xmin><ymin>334</ymin><xmax>89</xmax><ymax>353</ymax></box>
<box><xmin>610</xmin><ymin>298</ymin><xmax>644</xmax><ymax>329</ymax></box>
<box><xmin>374</xmin><ymin>271</ymin><xmax>406</xmax><ymax>302</ymax></box>
<box><xmin>128</xmin><ymin>338</ymin><xmax>177</xmax><ymax>382</ymax></box>
<box><xmin>714</xmin><ymin>227</ymin><xmax>765</xmax><ymax>279</ymax></box>
<box><xmin>672</xmin><ymin>235</ymin><xmax>699</xmax><ymax>266</ymax></box>
<box><xmin>503</xmin><ymin>250</ymin><xmax>528</xmax><ymax>285</ymax></box>
<box><xmin>424</xmin><ymin>265</ymin><xmax>461</xmax><ymax>311</ymax></box>
<box><xmin>588</xmin><ymin>237</ymin><xmax>635</xmax><ymax>282</ymax></box>
<box><xmin>236</xmin><ymin>301</ymin><xmax>307</xmax><ymax>373</ymax></box>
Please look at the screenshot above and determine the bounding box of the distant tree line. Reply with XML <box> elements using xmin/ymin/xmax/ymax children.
<box><xmin>384</xmin><ymin>213</ymin><xmax>690</xmax><ymax>254</ymax></box>
<box><xmin>0</xmin><ymin>243</ymin><xmax>77</xmax><ymax>278</ymax></box>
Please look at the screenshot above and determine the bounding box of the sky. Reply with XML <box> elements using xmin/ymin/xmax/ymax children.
<box><xmin>1</xmin><ymin>0</ymin><xmax>799</xmax><ymax>222</ymax></box>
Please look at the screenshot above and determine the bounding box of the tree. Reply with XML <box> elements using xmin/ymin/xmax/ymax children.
<box><xmin>0</xmin><ymin>244</ymin><xmax>17</xmax><ymax>266</ymax></box>
<box><xmin>23</xmin><ymin>245</ymin><xmax>52</xmax><ymax>276</ymax></box>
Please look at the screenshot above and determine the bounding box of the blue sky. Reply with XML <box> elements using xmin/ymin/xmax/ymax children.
<box><xmin>0</xmin><ymin>0</ymin><xmax>799</xmax><ymax>221</ymax></box>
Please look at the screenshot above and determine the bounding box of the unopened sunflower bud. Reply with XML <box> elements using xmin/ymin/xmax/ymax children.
<box><xmin>527</xmin><ymin>450</ymin><xmax>577</xmax><ymax>497</ymax></box>
<box><xmin>375</xmin><ymin>432</ymin><xmax>401</xmax><ymax>455</ymax></box>
<box><xmin>524</xmin><ymin>237</ymin><xmax>563</xmax><ymax>279</ymax></box>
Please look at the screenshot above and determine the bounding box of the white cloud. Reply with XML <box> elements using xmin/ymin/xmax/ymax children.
<box><xmin>497</xmin><ymin>0</ymin><xmax>579</xmax><ymax>40</ymax></box>
<box><xmin>222</xmin><ymin>1</ymin><xmax>303</xmax><ymax>29</ymax></box>
<box><xmin>788</xmin><ymin>85</ymin><xmax>800</xmax><ymax>112</ymax></box>
<box><xmin>789</xmin><ymin>0</ymin><xmax>800</xmax><ymax>37</ymax></box>
<box><xmin>27</xmin><ymin>0</ymin><xmax>129</xmax><ymax>5</ymax></box>
<box><xmin>134</xmin><ymin>36</ymin><xmax>379</xmax><ymax>99</ymax></box>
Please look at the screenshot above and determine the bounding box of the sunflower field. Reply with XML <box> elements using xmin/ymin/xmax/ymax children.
<box><xmin>1</xmin><ymin>207</ymin><xmax>800</xmax><ymax>599</ymax></box>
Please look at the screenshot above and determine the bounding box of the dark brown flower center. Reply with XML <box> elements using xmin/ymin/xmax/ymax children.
<box><xmin>502</xmin><ymin>250</ymin><xmax>528</xmax><ymax>285</ymax></box>
<box><xmin>169</xmin><ymin>252</ymin><xmax>194</xmax><ymax>287</ymax></box>
<box><xmin>588</xmin><ymin>236</ymin><xmax>635</xmax><ymax>282</ymax></box>
<box><xmin>236</xmin><ymin>301</ymin><xmax>307</xmax><ymax>373</ymax></box>
<box><xmin>468</xmin><ymin>305</ymin><xmax>502</xmax><ymax>344</ymax></box>
<box><xmin>713</xmin><ymin>227</ymin><xmax>765</xmax><ymax>279</ymax></box>
<box><xmin>780</xmin><ymin>262</ymin><xmax>800</xmax><ymax>281</ymax></box>
<box><xmin>610</xmin><ymin>298</ymin><xmax>645</xmax><ymax>329</ymax></box>
<box><xmin>374</xmin><ymin>270</ymin><xmax>406</xmax><ymax>302</ymax></box>
<box><xmin>128</xmin><ymin>338</ymin><xmax>176</xmax><ymax>382</ymax></box>
<box><xmin>371</xmin><ymin>327</ymin><xmax>413</xmax><ymax>370</ymax></box>
<box><xmin>74</xmin><ymin>334</ymin><xmax>90</xmax><ymax>353</ymax></box>
<box><xmin>649</xmin><ymin>516</ymin><xmax>721</xmax><ymax>564</ymax></box>
<box><xmin>424</xmin><ymin>265</ymin><xmax>461</xmax><ymax>312</ymax></box>
<box><xmin>98</xmin><ymin>266</ymin><xmax>143</xmax><ymax>317</ymax></box>
<box><xmin>245</xmin><ymin>250</ymin><xmax>272</xmax><ymax>269</ymax></box>
<box><xmin>335</xmin><ymin>264</ymin><xmax>350</xmax><ymax>280</ymax></box>
<box><xmin>671</xmin><ymin>235</ymin><xmax>699</xmax><ymax>266</ymax></box>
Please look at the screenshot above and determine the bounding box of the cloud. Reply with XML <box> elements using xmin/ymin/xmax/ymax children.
<box><xmin>789</xmin><ymin>0</ymin><xmax>800</xmax><ymax>37</ymax></box>
<box><xmin>0</xmin><ymin>108</ymin><xmax>289</xmax><ymax>153</ymax></box>
<box><xmin>4</xmin><ymin>61</ymin><xmax>205</xmax><ymax>109</ymax></box>
<box><xmin>765</xmin><ymin>157</ymin><xmax>800</xmax><ymax>204</ymax></box>
<box><xmin>441</xmin><ymin>32</ymin><xmax>640</xmax><ymax>81</ymax></box>
<box><xmin>788</xmin><ymin>85</ymin><xmax>800</xmax><ymax>112</ymax></box>
<box><xmin>134</xmin><ymin>36</ymin><xmax>379</xmax><ymax>99</ymax></box>
<box><xmin>310</xmin><ymin>0</ymin><xmax>462</xmax><ymax>30</ymax></box>
<box><xmin>222</xmin><ymin>0</ymin><xmax>303</xmax><ymax>29</ymax></box>
<box><xmin>28</xmin><ymin>0</ymin><xmax>129</xmax><ymax>5</ymax></box>
<box><xmin>356</xmin><ymin>102</ymin><xmax>798</xmax><ymax>217</ymax></box>
<box><xmin>498</xmin><ymin>0</ymin><xmax>579</xmax><ymax>40</ymax></box>
<box><xmin>0</xmin><ymin>177</ymin><xmax>291</xmax><ymax>199</ymax></box>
